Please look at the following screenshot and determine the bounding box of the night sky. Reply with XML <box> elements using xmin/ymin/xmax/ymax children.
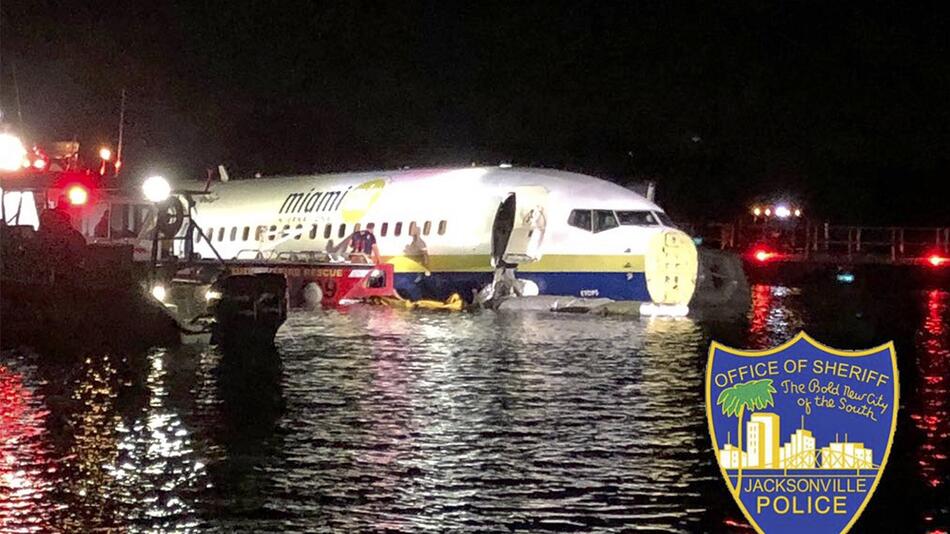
<box><xmin>3</xmin><ymin>2</ymin><xmax>948</xmax><ymax>222</ymax></box>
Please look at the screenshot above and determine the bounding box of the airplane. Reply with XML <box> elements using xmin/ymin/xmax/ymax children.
<box><xmin>175</xmin><ymin>166</ymin><xmax>698</xmax><ymax>307</ymax></box>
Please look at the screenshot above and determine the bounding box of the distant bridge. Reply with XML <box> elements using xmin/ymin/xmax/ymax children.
<box><xmin>779</xmin><ymin>448</ymin><xmax>879</xmax><ymax>471</ymax></box>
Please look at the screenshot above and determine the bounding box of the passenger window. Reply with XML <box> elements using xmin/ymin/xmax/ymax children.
<box><xmin>281</xmin><ymin>225</ymin><xmax>290</xmax><ymax>238</ymax></box>
<box><xmin>207</xmin><ymin>228</ymin><xmax>214</xmax><ymax>241</ymax></box>
<box><xmin>309</xmin><ymin>224</ymin><xmax>318</xmax><ymax>239</ymax></box>
<box><xmin>394</xmin><ymin>222</ymin><xmax>402</xmax><ymax>237</ymax></box>
<box><xmin>338</xmin><ymin>224</ymin><xmax>346</xmax><ymax>238</ymax></box>
<box><xmin>438</xmin><ymin>220</ymin><xmax>447</xmax><ymax>235</ymax></box>
<box><xmin>324</xmin><ymin>224</ymin><xmax>332</xmax><ymax>239</ymax></box>
<box><xmin>616</xmin><ymin>211</ymin><xmax>658</xmax><ymax>226</ymax></box>
<box><xmin>409</xmin><ymin>221</ymin><xmax>418</xmax><ymax>236</ymax></box>
<box><xmin>230</xmin><ymin>227</ymin><xmax>237</xmax><ymax>241</ymax></box>
<box><xmin>194</xmin><ymin>230</ymin><xmax>201</xmax><ymax>243</ymax></box>
<box><xmin>567</xmin><ymin>210</ymin><xmax>592</xmax><ymax>232</ymax></box>
<box><xmin>242</xmin><ymin>227</ymin><xmax>250</xmax><ymax>241</ymax></box>
<box><xmin>256</xmin><ymin>226</ymin><xmax>266</xmax><ymax>241</ymax></box>
<box><xmin>593</xmin><ymin>210</ymin><xmax>619</xmax><ymax>233</ymax></box>
<box><xmin>381</xmin><ymin>222</ymin><xmax>389</xmax><ymax>237</ymax></box>
<box><xmin>217</xmin><ymin>227</ymin><xmax>225</xmax><ymax>241</ymax></box>
<box><xmin>423</xmin><ymin>221</ymin><xmax>431</xmax><ymax>236</ymax></box>
<box><xmin>294</xmin><ymin>224</ymin><xmax>303</xmax><ymax>239</ymax></box>
<box><xmin>268</xmin><ymin>225</ymin><xmax>277</xmax><ymax>241</ymax></box>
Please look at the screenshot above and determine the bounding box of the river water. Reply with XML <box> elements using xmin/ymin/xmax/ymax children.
<box><xmin>0</xmin><ymin>283</ymin><xmax>947</xmax><ymax>532</ymax></box>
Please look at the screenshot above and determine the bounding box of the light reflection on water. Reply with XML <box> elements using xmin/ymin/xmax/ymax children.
<box><xmin>0</xmin><ymin>285</ymin><xmax>946</xmax><ymax>532</ymax></box>
<box><xmin>101</xmin><ymin>350</ymin><xmax>206</xmax><ymax>531</ymax></box>
<box><xmin>0</xmin><ymin>364</ymin><xmax>58</xmax><ymax>533</ymax></box>
<box><xmin>912</xmin><ymin>289</ymin><xmax>949</xmax><ymax>533</ymax></box>
<box><xmin>747</xmin><ymin>285</ymin><xmax>806</xmax><ymax>349</ymax></box>
<box><xmin>270</xmin><ymin>311</ymin><xmax>712</xmax><ymax>531</ymax></box>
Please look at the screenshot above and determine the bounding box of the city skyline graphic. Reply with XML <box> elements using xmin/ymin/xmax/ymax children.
<box><xmin>717</xmin><ymin>412</ymin><xmax>878</xmax><ymax>471</ymax></box>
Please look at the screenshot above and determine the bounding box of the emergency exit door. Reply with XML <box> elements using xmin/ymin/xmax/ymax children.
<box><xmin>490</xmin><ymin>186</ymin><xmax>548</xmax><ymax>266</ymax></box>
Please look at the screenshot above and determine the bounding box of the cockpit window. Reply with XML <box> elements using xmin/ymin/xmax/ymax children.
<box><xmin>616</xmin><ymin>210</ymin><xmax>659</xmax><ymax>226</ymax></box>
<box><xmin>593</xmin><ymin>210</ymin><xmax>619</xmax><ymax>233</ymax></box>
<box><xmin>654</xmin><ymin>211</ymin><xmax>676</xmax><ymax>228</ymax></box>
<box><xmin>568</xmin><ymin>209</ymin><xmax>592</xmax><ymax>232</ymax></box>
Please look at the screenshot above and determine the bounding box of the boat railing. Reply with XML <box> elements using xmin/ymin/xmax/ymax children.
<box><xmin>230</xmin><ymin>249</ymin><xmax>376</xmax><ymax>265</ymax></box>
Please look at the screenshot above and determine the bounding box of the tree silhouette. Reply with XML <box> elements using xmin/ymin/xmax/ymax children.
<box><xmin>717</xmin><ymin>378</ymin><xmax>777</xmax><ymax>496</ymax></box>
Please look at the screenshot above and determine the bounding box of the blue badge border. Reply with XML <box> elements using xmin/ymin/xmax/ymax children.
<box><xmin>705</xmin><ymin>331</ymin><xmax>899</xmax><ymax>534</ymax></box>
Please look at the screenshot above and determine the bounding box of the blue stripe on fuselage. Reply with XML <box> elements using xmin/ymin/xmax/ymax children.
<box><xmin>394</xmin><ymin>271</ymin><xmax>650</xmax><ymax>302</ymax></box>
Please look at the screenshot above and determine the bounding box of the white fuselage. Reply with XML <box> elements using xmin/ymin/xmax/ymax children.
<box><xmin>179</xmin><ymin>167</ymin><xmax>697</xmax><ymax>304</ymax></box>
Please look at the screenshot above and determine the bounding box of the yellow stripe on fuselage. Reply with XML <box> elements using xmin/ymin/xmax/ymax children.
<box><xmin>383</xmin><ymin>254</ymin><xmax>646</xmax><ymax>273</ymax></box>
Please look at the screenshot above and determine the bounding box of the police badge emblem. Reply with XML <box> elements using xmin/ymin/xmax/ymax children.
<box><xmin>706</xmin><ymin>332</ymin><xmax>898</xmax><ymax>533</ymax></box>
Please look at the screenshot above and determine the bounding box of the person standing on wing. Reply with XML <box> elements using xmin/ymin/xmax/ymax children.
<box><xmin>405</xmin><ymin>223</ymin><xmax>430</xmax><ymax>276</ymax></box>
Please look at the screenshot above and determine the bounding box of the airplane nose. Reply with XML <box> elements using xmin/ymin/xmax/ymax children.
<box><xmin>643</xmin><ymin>229</ymin><xmax>698</xmax><ymax>305</ymax></box>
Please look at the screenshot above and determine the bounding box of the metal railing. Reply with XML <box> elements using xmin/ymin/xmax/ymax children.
<box><xmin>681</xmin><ymin>221</ymin><xmax>950</xmax><ymax>264</ymax></box>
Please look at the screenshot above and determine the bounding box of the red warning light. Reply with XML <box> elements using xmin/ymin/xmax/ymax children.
<box><xmin>753</xmin><ymin>248</ymin><xmax>774</xmax><ymax>263</ymax></box>
<box><xmin>928</xmin><ymin>254</ymin><xmax>947</xmax><ymax>267</ymax></box>
<box><xmin>67</xmin><ymin>185</ymin><xmax>89</xmax><ymax>206</ymax></box>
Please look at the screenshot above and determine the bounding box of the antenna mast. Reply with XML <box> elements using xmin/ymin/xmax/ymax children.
<box><xmin>115</xmin><ymin>89</ymin><xmax>126</xmax><ymax>176</ymax></box>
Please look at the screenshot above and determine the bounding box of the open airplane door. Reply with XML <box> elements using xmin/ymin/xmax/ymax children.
<box><xmin>490</xmin><ymin>186</ymin><xmax>548</xmax><ymax>266</ymax></box>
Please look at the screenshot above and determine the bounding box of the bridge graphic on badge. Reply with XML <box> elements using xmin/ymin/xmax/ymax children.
<box><xmin>706</xmin><ymin>332</ymin><xmax>898</xmax><ymax>534</ymax></box>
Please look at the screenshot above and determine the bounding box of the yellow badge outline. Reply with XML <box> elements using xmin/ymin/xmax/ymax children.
<box><xmin>705</xmin><ymin>331</ymin><xmax>899</xmax><ymax>534</ymax></box>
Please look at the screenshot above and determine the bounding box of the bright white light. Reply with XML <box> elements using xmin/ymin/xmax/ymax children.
<box><xmin>764</xmin><ymin>208</ymin><xmax>771</xmax><ymax>216</ymax></box>
<box><xmin>204</xmin><ymin>289</ymin><xmax>222</xmax><ymax>301</ymax></box>
<box><xmin>151</xmin><ymin>285</ymin><xmax>167</xmax><ymax>302</ymax></box>
<box><xmin>0</xmin><ymin>133</ymin><xmax>27</xmax><ymax>172</ymax></box>
<box><xmin>499</xmin><ymin>163</ymin><xmax>513</xmax><ymax>168</ymax></box>
<box><xmin>32</xmin><ymin>158</ymin><xmax>46</xmax><ymax>170</ymax></box>
<box><xmin>794</xmin><ymin>208</ymin><xmax>802</xmax><ymax>217</ymax></box>
<box><xmin>752</xmin><ymin>207</ymin><xmax>761</xmax><ymax>216</ymax></box>
<box><xmin>99</xmin><ymin>147</ymin><xmax>112</xmax><ymax>161</ymax></box>
<box><xmin>142</xmin><ymin>175</ymin><xmax>171</xmax><ymax>202</ymax></box>
<box><xmin>774</xmin><ymin>205</ymin><xmax>791</xmax><ymax>218</ymax></box>
<box><xmin>67</xmin><ymin>185</ymin><xmax>89</xmax><ymax>205</ymax></box>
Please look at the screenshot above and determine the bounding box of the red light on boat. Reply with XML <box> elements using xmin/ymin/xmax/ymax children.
<box><xmin>67</xmin><ymin>185</ymin><xmax>89</xmax><ymax>206</ymax></box>
<box><xmin>928</xmin><ymin>254</ymin><xmax>947</xmax><ymax>267</ymax></box>
<box><xmin>753</xmin><ymin>249</ymin><xmax>773</xmax><ymax>262</ymax></box>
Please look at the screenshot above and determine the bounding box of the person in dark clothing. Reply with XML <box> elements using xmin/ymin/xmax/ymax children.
<box><xmin>37</xmin><ymin>206</ymin><xmax>87</xmax><ymax>279</ymax></box>
<box><xmin>349</xmin><ymin>223</ymin><xmax>380</xmax><ymax>264</ymax></box>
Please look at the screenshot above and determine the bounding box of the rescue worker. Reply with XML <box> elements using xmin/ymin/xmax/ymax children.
<box><xmin>405</xmin><ymin>223</ymin><xmax>430</xmax><ymax>274</ymax></box>
<box><xmin>349</xmin><ymin>223</ymin><xmax>381</xmax><ymax>264</ymax></box>
<box><xmin>37</xmin><ymin>205</ymin><xmax>87</xmax><ymax>280</ymax></box>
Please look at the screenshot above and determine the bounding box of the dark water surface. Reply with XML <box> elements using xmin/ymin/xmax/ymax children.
<box><xmin>1</xmin><ymin>284</ymin><xmax>947</xmax><ymax>532</ymax></box>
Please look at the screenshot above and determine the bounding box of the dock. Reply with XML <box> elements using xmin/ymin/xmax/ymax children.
<box><xmin>684</xmin><ymin>221</ymin><xmax>950</xmax><ymax>266</ymax></box>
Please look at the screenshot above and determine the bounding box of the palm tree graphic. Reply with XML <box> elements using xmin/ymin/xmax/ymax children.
<box><xmin>717</xmin><ymin>378</ymin><xmax>777</xmax><ymax>496</ymax></box>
